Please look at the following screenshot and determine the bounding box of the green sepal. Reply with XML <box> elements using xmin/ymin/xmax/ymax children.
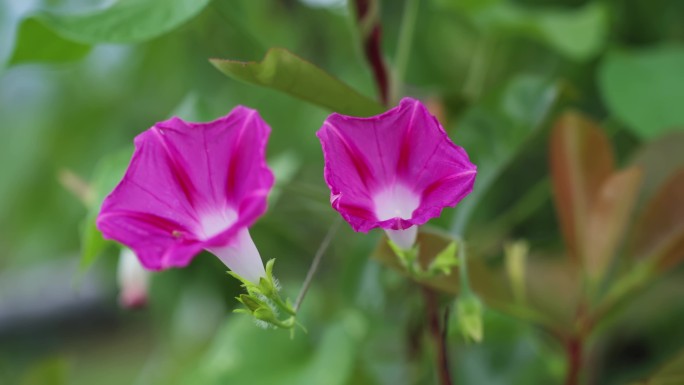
<box><xmin>388</xmin><ymin>239</ymin><xmax>459</xmax><ymax>279</ymax></box>
<box><xmin>427</xmin><ymin>242</ymin><xmax>459</xmax><ymax>276</ymax></box>
<box><xmin>387</xmin><ymin>239</ymin><xmax>421</xmax><ymax>275</ymax></box>
<box><xmin>228</xmin><ymin>259</ymin><xmax>298</xmax><ymax>330</ymax></box>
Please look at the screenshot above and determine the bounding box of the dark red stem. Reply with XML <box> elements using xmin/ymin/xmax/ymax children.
<box><xmin>353</xmin><ymin>0</ymin><xmax>390</xmax><ymax>106</ymax></box>
<box><xmin>565</xmin><ymin>336</ymin><xmax>582</xmax><ymax>385</ymax></box>
<box><xmin>423</xmin><ymin>287</ymin><xmax>453</xmax><ymax>385</ymax></box>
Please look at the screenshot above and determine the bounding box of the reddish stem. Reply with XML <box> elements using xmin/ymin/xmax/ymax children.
<box><xmin>423</xmin><ymin>287</ymin><xmax>453</xmax><ymax>385</ymax></box>
<box><xmin>565</xmin><ymin>336</ymin><xmax>583</xmax><ymax>385</ymax></box>
<box><xmin>353</xmin><ymin>0</ymin><xmax>390</xmax><ymax>106</ymax></box>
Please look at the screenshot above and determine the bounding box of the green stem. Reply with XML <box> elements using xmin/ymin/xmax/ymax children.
<box><xmin>293</xmin><ymin>218</ymin><xmax>342</xmax><ymax>311</ymax></box>
<box><xmin>392</xmin><ymin>0</ymin><xmax>420</xmax><ymax>103</ymax></box>
<box><xmin>458</xmin><ymin>239</ymin><xmax>471</xmax><ymax>294</ymax></box>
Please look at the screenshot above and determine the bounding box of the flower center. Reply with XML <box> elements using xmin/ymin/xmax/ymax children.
<box><xmin>372</xmin><ymin>184</ymin><xmax>420</xmax><ymax>221</ymax></box>
<box><xmin>198</xmin><ymin>209</ymin><xmax>238</xmax><ymax>239</ymax></box>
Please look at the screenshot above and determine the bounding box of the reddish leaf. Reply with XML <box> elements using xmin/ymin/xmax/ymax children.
<box><xmin>629</xmin><ymin>131</ymin><xmax>684</xmax><ymax>207</ymax></box>
<box><xmin>629</xmin><ymin>168</ymin><xmax>684</xmax><ymax>271</ymax></box>
<box><xmin>584</xmin><ymin>167</ymin><xmax>642</xmax><ymax>282</ymax></box>
<box><xmin>549</xmin><ymin>111</ymin><xmax>615</xmax><ymax>261</ymax></box>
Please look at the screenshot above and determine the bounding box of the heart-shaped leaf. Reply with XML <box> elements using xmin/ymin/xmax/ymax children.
<box><xmin>599</xmin><ymin>46</ymin><xmax>684</xmax><ymax>139</ymax></box>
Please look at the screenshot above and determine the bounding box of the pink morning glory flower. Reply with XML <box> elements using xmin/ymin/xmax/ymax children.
<box><xmin>97</xmin><ymin>106</ymin><xmax>274</xmax><ymax>284</ymax></box>
<box><xmin>317</xmin><ymin>97</ymin><xmax>477</xmax><ymax>249</ymax></box>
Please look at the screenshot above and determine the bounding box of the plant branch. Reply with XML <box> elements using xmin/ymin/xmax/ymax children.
<box><xmin>294</xmin><ymin>218</ymin><xmax>342</xmax><ymax>311</ymax></box>
<box><xmin>353</xmin><ymin>0</ymin><xmax>390</xmax><ymax>106</ymax></box>
<box><xmin>423</xmin><ymin>287</ymin><xmax>453</xmax><ymax>385</ymax></box>
<box><xmin>564</xmin><ymin>335</ymin><xmax>583</xmax><ymax>385</ymax></box>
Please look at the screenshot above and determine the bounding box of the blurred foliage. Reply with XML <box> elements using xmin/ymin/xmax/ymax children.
<box><xmin>1</xmin><ymin>0</ymin><xmax>684</xmax><ymax>385</ymax></box>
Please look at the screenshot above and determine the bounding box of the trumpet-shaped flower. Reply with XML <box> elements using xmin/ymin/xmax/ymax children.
<box><xmin>317</xmin><ymin>98</ymin><xmax>476</xmax><ymax>249</ymax></box>
<box><xmin>97</xmin><ymin>106</ymin><xmax>274</xmax><ymax>283</ymax></box>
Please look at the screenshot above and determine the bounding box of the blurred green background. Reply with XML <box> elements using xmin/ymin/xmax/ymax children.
<box><xmin>1</xmin><ymin>0</ymin><xmax>684</xmax><ymax>384</ymax></box>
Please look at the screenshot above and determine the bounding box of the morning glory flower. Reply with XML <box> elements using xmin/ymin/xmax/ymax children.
<box><xmin>97</xmin><ymin>106</ymin><xmax>274</xmax><ymax>284</ymax></box>
<box><xmin>317</xmin><ymin>97</ymin><xmax>476</xmax><ymax>249</ymax></box>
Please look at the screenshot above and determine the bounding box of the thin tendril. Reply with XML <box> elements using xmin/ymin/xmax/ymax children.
<box><xmin>294</xmin><ymin>218</ymin><xmax>342</xmax><ymax>311</ymax></box>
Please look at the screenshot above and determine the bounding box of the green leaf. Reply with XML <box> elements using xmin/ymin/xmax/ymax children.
<box><xmin>599</xmin><ymin>46</ymin><xmax>684</xmax><ymax>139</ymax></box>
<box><xmin>210</xmin><ymin>48</ymin><xmax>385</xmax><ymax>117</ymax></box>
<box><xmin>9</xmin><ymin>18</ymin><xmax>90</xmax><ymax>65</ymax></box>
<box><xmin>530</xmin><ymin>3</ymin><xmax>608</xmax><ymax>61</ymax></box>
<box><xmin>451</xmin><ymin>75</ymin><xmax>560</xmax><ymax>233</ymax></box>
<box><xmin>80</xmin><ymin>147</ymin><xmax>133</xmax><ymax>270</ymax></box>
<box><xmin>32</xmin><ymin>0</ymin><xmax>211</xmax><ymax>44</ymax></box>
<box><xmin>439</xmin><ymin>1</ymin><xmax>608</xmax><ymax>60</ymax></box>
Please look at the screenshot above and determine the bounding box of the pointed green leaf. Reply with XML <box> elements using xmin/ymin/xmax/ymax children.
<box><xmin>210</xmin><ymin>48</ymin><xmax>385</xmax><ymax>117</ymax></box>
<box><xmin>80</xmin><ymin>147</ymin><xmax>133</xmax><ymax>270</ymax></box>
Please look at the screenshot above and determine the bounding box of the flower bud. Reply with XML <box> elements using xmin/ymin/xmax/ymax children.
<box><xmin>117</xmin><ymin>248</ymin><xmax>150</xmax><ymax>309</ymax></box>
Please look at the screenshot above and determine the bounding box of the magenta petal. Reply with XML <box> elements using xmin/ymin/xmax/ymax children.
<box><xmin>317</xmin><ymin>98</ymin><xmax>477</xmax><ymax>232</ymax></box>
<box><xmin>97</xmin><ymin>106</ymin><xmax>274</xmax><ymax>278</ymax></box>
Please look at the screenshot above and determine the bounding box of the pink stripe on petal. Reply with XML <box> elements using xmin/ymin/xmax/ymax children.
<box><xmin>151</xmin><ymin>127</ymin><xmax>200</xmax><ymax>210</ymax></box>
<box><xmin>97</xmin><ymin>106</ymin><xmax>274</xmax><ymax>280</ymax></box>
<box><xmin>324</xmin><ymin>122</ymin><xmax>375</xmax><ymax>190</ymax></box>
<box><xmin>396</xmin><ymin>100</ymin><xmax>421</xmax><ymax>177</ymax></box>
<box><xmin>317</xmin><ymin>97</ymin><xmax>477</xmax><ymax>234</ymax></box>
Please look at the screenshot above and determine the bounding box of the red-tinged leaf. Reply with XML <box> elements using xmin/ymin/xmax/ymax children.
<box><xmin>629</xmin><ymin>168</ymin><xmax>684</xmax><ymax>271</ymax></box>
<box><xmin>629</xmin><ymin>131</ymin><xmax>684</xmax><ymax>207</ymax></box>
<box><xmin>549</xmin><ymin>111</ymin><xmax>615</xmax><ymax>261</ymax></box>
<box><xmin>584</xmin><ymin>167</ymin><xmax>642</xmax><ymax>282</ymax></box>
